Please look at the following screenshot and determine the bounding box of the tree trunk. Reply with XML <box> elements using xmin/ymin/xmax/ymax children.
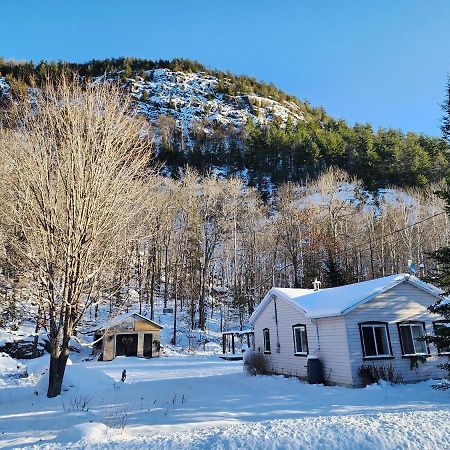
<box><xmin>47</xmin><ymin>345</ymin><xmax>70</xmax><ymax>398</ymax></box>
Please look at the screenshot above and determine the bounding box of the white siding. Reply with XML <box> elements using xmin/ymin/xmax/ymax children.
<box><xmin>315</xmin><ymin>316</ymin><xmax>353</xmax><ymax>385</ymax></box>
<box><xmin>345</xmin><ymin>282</ymin><xmax>447</xmax><ymax>385</ymax></box>
<box><xmin>253</xmin><ymin>295</ymin><xmax>353</xmax><ymax>385</ymax></box>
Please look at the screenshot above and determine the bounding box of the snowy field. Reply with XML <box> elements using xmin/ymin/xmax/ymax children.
<box><xmin>0</xmin><ymin>355</ymin><xmax>449</xmax><ymax>449</ymax></box>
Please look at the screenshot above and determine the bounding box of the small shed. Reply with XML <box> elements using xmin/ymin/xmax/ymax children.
<box><xmin>92</xmin><ymin>312</ymin><xmax>163</xmax><ymax>361</ymax></box>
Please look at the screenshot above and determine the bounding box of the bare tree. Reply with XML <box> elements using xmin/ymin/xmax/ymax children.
<box><xmin>0</xmin><ymin>77</ymin><xmax>153</xmax><ymax>397</ymax></box>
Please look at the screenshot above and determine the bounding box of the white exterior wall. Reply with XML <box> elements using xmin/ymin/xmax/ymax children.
<box><xmin>314</xmin><ymin>316</ymin><xmax>353</xmax><ymax>385</ymax></box>
<box><xmin>345</xmin><ymin>282</ymin><xmax>447</xmax><ymax>385</ymax></box>
<box><xmin>253</xmin><ymin>295</ymin><xmax>353</xmax><ymax>384</ymax></box>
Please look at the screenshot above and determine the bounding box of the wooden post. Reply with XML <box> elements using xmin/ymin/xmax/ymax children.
<box><xmin>222</xmin><ymin>334</ymin><xmax>226</xmax><ymax>354</ymax></box>
<box><xmin>231</xmin><ymin>334</ymin><xmax>235</xmax><ymax>354</ymax></box>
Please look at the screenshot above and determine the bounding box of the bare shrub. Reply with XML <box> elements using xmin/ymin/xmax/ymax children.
<box><xmin>104</xmin><ymin>409</ymin><xmax>129</xmax><ymax>431</ymax></box>
<box><xmin>243</xmin><ymin>349</ymin><xmax>267</xmax><ymax>375</ymax></box>
<box><xmin>358</xmin><ymin>364</ymin><xmax>403</xmax><ymax>386</ymax></box>
<box><xmin>62</xmin><ymin>394</ymin><xmax>92</xmax><ymax>412</ymax></box>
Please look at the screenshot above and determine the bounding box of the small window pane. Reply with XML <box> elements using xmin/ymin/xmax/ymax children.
<box><xmin>301</xmin><ymin>328</ymin><xmax>307</xmax><ymax>352</ymax></box>
<box><xmin>434</xmin><ymin>323</ymin><xmax>450</xmax><ymax>353</ymax></box>
<box><xmin>374</xmin><ymin>326</ymin><xmax>389</xmax><ymax>355</ymax></box>
<box><xmin>411</xmin><ymin>325</ymin><xmax>426</xmax><ymax>354</ymax></box>
<box><xmin>400</xmin><ymin>325</ymin><xmax>415</xmax><ymax>354</ymax></box>
<box><xmin>362</xmin><ymin>326</ymin><xmax>376</xmax><ymax>356</ymax></box>
<box><xmin>294</xmin><ymin>326</ymin><xmax>307</xmax><ymax>353</ymax></box>
<box><xmin>263</xmin><ymin>329</ymin><xmax>271</xmax><ymax>352</ymax></box>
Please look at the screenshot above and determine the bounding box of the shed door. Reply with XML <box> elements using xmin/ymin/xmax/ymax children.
<box><xmin>143</xmin><ymin>333</ymin><xmax>153</xmax><ymax>358</ymax></box>
<box><xmin>116</xmin><ymin>333</ymin><xmax>138</xmax><ymax>357</ymax></box>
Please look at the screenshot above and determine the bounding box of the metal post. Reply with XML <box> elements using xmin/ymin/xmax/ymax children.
<box><xmin>222</xmin><ymin>334</ymin><xmax>226</xmax><ymax>354</ymax></box>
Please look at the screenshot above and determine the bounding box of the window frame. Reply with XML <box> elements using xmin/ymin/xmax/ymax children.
<box><xmin>432</xmin><ymin>321</ymin><xmax>450</xmax><ymax>356</ymax></box>
<box><xmin>359</xmin><ymin>321</ymin><xmax>393</xmax><ymax>360</ymax></box>
<box><xmin>263</xmin><ymin>328</ymin><xmax>271</xmax><ymax>354</ymax></box>
<box><xmin>397</xmin><ymin>321</ymin><xmax>430</xmax><ymax>357</ymax></box>
<box><xmin>292</xmin><ymin>324</ymin><xmax>308</xmax><ymax>356</ymax></box>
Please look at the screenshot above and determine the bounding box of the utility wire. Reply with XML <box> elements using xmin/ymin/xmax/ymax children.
<box><xmin>252</xmin><ymin>210</ymin><xmax>447</xmax><ymax>291</ymax></box>
<box><xmin>350</xmin><ymin>210</ymin><xmax>446</xmax><ymax>252</ymax></box>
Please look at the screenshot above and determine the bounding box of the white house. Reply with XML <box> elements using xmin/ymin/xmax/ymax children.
<box><xmin>249</xmin><ymin>274</ymin><xmax>449</xmax><ymax>386</ymax></box>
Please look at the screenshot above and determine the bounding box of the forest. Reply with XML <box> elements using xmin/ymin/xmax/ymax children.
<box><xmin>1</xmin><ymin>56</ymin><xmax>449</xmax><ymax>194</ymax></box>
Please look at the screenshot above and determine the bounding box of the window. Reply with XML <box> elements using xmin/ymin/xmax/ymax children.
<box><xmin>433</xmin><ymin>322</ymin><xmax>450</xmax><ymax>355</ymax></box>
<box><xmin>359</xmin><ymin>322</ymin><xmax>392</xmax><ymax>358</ymax></box>
<box><xmin>263</xmin><ymin>328</ymin><xmax>271</xmax><ymax>353</ymax></box>
<box><xmin>292</xmin><ymin>324</ymin><xmax>308</xmax><ymax>355</ymax></box>
<box><xmin>398</xmin><ymin>322</ymin><xmax>429</xmax><ymax>356</ymax></box>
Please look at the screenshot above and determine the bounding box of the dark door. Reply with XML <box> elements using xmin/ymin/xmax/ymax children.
<box><xmin>143</xmin><ymin>333</ymin><xmax>153</xmax><ymax>358</ymax></box>
<box><xmin>115</xmin><ymin>334</ymin><xmax>138</xmax><ymax>357</ymax></box>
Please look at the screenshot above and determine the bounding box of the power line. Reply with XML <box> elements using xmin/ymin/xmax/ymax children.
<box><xmin>253</xmin><ymin>210</ymin><xmax>447</xmax><ymax>291</ymax></box>
<box><xmin>351</xmin><ymin>210</ymin><xmax>446</xmax><ymax>253</ymax></box>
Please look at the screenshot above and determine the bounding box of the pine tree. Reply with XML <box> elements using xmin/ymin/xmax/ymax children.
<box><xmin>426</xmin><ymin>76</ymin><xmax>450</xmax><ymax>389</ymax></box>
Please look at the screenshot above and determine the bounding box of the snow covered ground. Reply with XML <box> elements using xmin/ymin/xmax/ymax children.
<box><xmin>0</xmin><ymin>354</ymin><xmax>449</xmax><ymax>449</ymax></box>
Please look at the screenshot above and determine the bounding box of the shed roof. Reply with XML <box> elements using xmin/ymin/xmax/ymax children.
<box><xmin>249</xmin><ymin>274</ymin><xmax>443</xmax><ymax>323</ymax></box>
<box><xmin>92</xmin><ymin>312</ymin><xmax>163</xmax><ymax>332</ymax></box>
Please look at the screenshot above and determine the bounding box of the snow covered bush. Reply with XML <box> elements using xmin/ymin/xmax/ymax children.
<box><xmin>358</xmin><ymin>364</ymin><xmax>403</xmax><ymax>386</ymax></box>
<box><xmin>243</xmin><ymin>348</ymin><xmax>266</xmax><ymax>375</ymax></box>
<box><xmin>62</xmin><ymin>394</ymin><xmax>92</xmax><ymax>412</ymax></box>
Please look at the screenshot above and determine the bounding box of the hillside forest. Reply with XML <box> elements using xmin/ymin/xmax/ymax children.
<box><xmin>1</xmin><ymin>57</ymin><xmax>449</xmax><ymax>195</ymax></box>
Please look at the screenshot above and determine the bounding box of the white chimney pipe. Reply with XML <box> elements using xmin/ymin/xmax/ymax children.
<box><xmin>313</xmin><ymin>278</ymin><xmax>321</xmax><ymax>291</ymax></box>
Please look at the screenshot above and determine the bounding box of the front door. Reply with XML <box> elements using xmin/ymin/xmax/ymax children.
<box><xmin>143</xmin><ymin>333</ymin><xmax>153</xmax><ymax>358</ymax></box>
<box><xmin>116</xmin><ymin>334</ymin><xmax>138</xmax><ymax>357</ymax></box>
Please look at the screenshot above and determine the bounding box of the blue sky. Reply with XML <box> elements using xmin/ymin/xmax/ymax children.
<box><xmin>2</xmin><ymin>1</ymin><xmax>450</xmax><ymax>135</ymax></box>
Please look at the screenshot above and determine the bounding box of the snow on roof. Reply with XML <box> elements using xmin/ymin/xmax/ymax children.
<box><xmin>91</xmin><ymin>312</ymin><xmax>163</xmax><ymax>332</ymax></box>
<box><xmin>249</xmin><ymin>274</ymin><xmax>444</xmax><ymax>323</ymax></box>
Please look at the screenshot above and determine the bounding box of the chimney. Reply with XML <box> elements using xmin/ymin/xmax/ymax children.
<box><xmin>313</xmin><ymin>278</ymin><xmax>321</xmax><ymax>291</ymax></box>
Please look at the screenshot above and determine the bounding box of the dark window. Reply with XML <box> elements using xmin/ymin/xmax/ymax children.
<box><xmin>292</xmin><ymin>324</ymin><xmax>308</xmax><ymax>354</ymax></box>
<box><xmin>359</xmin><ymin>322</ymin><xmax>392</xmax><ymax>358</ymax></box>
<box><xmin>433</xmin><ymin>322</ymin><xmax>450</xmax><ymax>354</ymax></box>
<box><xmin>263</xmin><ymin>328</ymin><xmax>271</xmax><ymax>353</ymax></box>
<box><xmin>398</xmin><ymin>322</ymin><xmax>428</xmax><ymax>356</ymax></box>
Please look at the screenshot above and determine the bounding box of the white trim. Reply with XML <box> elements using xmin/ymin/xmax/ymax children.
<box><xmin>293</xmin><ymin>324</ymin><xmax>307</xmax><ymax>354</ymax></box>
<box><xmin>398</xmin><ymin>322</ymin><xmax>428</xmax><ymax>356</ymax></box>
<box><xmin>339</xmin><ymin>279</ymin><xmax>406</xmax><ymax>317</ymax></box>
<box><xmin>360</xmin><ymin>323</ymin><xmax>392</xmax><ymax>358</ymax></box>
<box><xmin>339</xmin><ymin>275</ymin><xmax>443</xmax><ymax>317</ymax></box>
<box><xmin>249</xmin><ymin>289</ymin><xmax>307</xmax><ymax>324</ymax></box>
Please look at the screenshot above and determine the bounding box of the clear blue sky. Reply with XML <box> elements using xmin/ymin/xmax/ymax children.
<box><xmin>2</xmin><ymin>1</ymin><xmax>450</xmax><ymax>135</ymax></box>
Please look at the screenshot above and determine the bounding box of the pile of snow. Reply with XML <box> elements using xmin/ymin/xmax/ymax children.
<box><xmin>0</xmin><ymin>352</ymin><xmax>27</xmax><ymax>382</ymax></box>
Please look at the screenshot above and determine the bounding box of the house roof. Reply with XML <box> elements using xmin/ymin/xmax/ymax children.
<box><xmin>249</xmin><ymin>274</ymin><xmax>444</xmax><ymax>323</ymax></box>
<box><xmin>92</xmin><ymin>312</ymin><xmax>163</xmax><ymax>332</ymax></box>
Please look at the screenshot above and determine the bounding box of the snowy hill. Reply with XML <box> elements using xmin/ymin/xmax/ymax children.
<box><xmin>128</xmin><ymin>68</ymin><xmax>305</xmax><ymax>136</ymax></box>
<box><xmin>0</xmin><ymin>69</ymin><xmax>305</xmax><ymax>145</ymax></box>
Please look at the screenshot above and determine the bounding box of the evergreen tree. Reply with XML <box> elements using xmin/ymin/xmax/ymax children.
<box><xmin>426</xmin><ymin>77</ymin><xmax>450</xmax><ymax>389</ymax></box>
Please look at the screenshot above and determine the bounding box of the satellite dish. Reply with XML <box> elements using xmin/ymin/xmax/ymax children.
<box><xmin>407</xmin><ymin>260</ymin><xmax>417</xmax><ymax>275</ymax></box>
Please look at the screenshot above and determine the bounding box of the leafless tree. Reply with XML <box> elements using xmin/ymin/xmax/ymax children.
<box><xmin>0</xmin><ymin>77</ymin><xmax>154</xmax><ymax>397</ymax></box>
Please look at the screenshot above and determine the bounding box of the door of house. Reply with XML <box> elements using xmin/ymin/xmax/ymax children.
<box><xmin>143</xmin><ymin>333</ymin><xmax>153</xmax><ymax>358</ymax></box>
<box><xmin>115</xmin><ymin>333</ymin><xmax>138</xmax><ymax>357</ymax></box>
